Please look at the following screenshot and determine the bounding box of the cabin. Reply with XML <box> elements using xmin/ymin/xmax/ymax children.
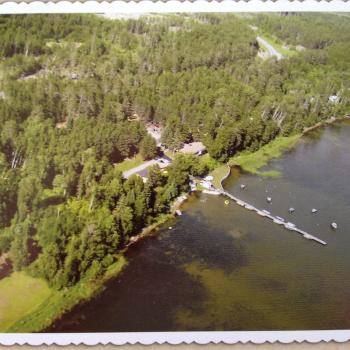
<box><xmin>128</xmin><ymin>113</ymin><xmax>140</xmax><ymax>121</ymax></box>
<box><xmin>55</xmin><ymin>118</ymin><xmax>68</xmax><ymax>129</ymax></box>
<box><xmin>179</xmin><ymin>142</ymin><xmax>206</xmax><ymax>156</ymax></box>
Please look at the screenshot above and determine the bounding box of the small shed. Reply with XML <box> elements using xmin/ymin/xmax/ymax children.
<box><xmin>329</xmin><ymin>95</ymin><xmax>340</xmax><ymax>103</ymax></box>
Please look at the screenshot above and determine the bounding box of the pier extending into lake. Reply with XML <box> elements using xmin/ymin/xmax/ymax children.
<box><xmin>216</xmin><ymin>189</ymin><xmax>327</xmax><ymax>246</ymax></box>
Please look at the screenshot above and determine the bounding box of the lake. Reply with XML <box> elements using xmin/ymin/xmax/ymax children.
<box><xmin>48</xmin><ymin>121</ymin><xmax>350</xmax><ymax>332</ymax></box>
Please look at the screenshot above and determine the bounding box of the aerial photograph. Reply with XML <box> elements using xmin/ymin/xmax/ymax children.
<box><xmin>0</xmin><ymin>13</ymin><xmax>349</xmax><ymax>333</ymax></box>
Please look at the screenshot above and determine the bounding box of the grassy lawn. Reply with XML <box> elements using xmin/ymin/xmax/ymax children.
<box><xmin>164</xmin><ymin>149</ymin><xmax>177</xmax><ymax>160</ymax></box>
<box><xmin>229</xmin><ymin>134</ymin><xmax>301</xmax><ymax>177</ymax></box>
<box><xmin>0</xmin><ymin>256</ymin><xmax>127</xmax><ymax>333</ymax></box>
<box><xmin>0</xmin><ymin>272</ymin><xmax>52</xmax><ymax>332</ymax></box>
<box><xmin>114</xmin><ymin>154</ymin><xmax>144</xmax><ymax>173</ymax></box>
<box><xmin>7</xmin><ymin>256</ymin><xmax>127</xmax><ymax>333</ymax></box>
<box><xmin>210</xmin><ymin>165</ymin><xmax>230</xmax><ymax>190</ymax></box>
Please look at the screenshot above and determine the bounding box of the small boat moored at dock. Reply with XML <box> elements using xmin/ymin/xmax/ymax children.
<box><xmin>311</xmin><ymin>208</ymin><xmax>318</xmax><ymax>213</ymax></box>
<box><xmin>218</xmin><ymin>189</ymin><xmax>327</xmax><ymax>246</ymax></box>
<box><xmin>285</xmin><ymin>222</ymin><xmax>296</xmax><ymax>230</ymax></box>
<box><xmin>289</xmin><ymin>207</ymin><xmax>295</xmax><ymax>213</ymax></box>
<box><xmin>267</xmin><ymin>197</ymin><xmax>272</xmax><ymax>202</ymax></box>
<box><xmin>331</xmin><ymin>222</ymin><xmax>338</xmax><ymax>229</ymax></box>
<box><xmin>175</xmin><ymin>210</ymin><xmax>182</xmax><ymax>216</ymax></box>
<box><xmin>240</xmin><ymin>184</ymin><xmax>246</xmax><ymax>189</ymax></box>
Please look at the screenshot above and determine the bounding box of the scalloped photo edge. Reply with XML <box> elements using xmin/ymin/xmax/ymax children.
<box><xmin>0</xmin><ymin>0</ymin><xmax>348</xmax><ymax>14</ymax></box>
<box><xmin>0</xmin><ymin>330</ymin><xmax>349</xmax><ymax>345</ymax></box>
<box><xmin>0</xmin><ymin>3</ymin><xmax>350</xmax><ymax>346</ymax></box>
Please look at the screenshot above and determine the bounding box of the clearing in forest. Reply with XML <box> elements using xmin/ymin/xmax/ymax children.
<box><xmin>0</xmin><ymin>272</ymin><xmax>52</xmax><ymax>332</ymax></box>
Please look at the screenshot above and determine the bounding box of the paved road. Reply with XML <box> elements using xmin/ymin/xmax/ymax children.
<box><xmin>123</xmin><ymin>157</ymin><xmax>171</xmax><ymax>178</ymax></box>
<box><xmin>257</xmin><ymin>36</ymin><xmax>283</xmax><ymax>61</ymax></box>
<box><xmin>123</xmin><ymin>159</ymin><xmax>158</xmax><ymax>178</ymax></box>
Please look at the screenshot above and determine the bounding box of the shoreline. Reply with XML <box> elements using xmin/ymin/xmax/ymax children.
<box><xmin>218</xmin><ymin>166</ymin><xmax>231</xmax><ymax>191</ymax></box>
<box><xmin>302</xmin><ymin>115</ymin><xmax>350</xmax><ymax>135</ymax></box>
<box><xmin>7</xmin><ymin>115</ymin><xmax>348</xmax><ymax>332</ymax></box>
<box><xmin>5</xmin><ymin>194</ymin><xmax>189</xmax><ymax>333</ymax></box>
<box><xmin>213</xmin><ymin>115</ymin><xmax>350</xmax><ymax>187</ymax></box>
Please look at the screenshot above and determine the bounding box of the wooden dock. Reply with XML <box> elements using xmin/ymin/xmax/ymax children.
<box><xmin>217</xmin><ymin>189</ymin><xmax>327</xmax><ymax>246</ymax></box>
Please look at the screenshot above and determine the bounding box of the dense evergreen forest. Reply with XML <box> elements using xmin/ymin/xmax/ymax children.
<box><xmin>0</xmin><ymin>13</ymin><xmax>349</xmax><ymax>289</ymax></box>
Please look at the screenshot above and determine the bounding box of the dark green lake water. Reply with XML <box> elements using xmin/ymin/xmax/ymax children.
<box><xmin>49</xmin><ymin>121</ymin><xmax>350</xmax><ymax>332</ymax></box>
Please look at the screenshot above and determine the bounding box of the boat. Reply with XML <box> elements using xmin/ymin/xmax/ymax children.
<box><xmin>285</xmin><ymin>222</ymin><xmax>296</xmax><ymax>230</ymax></box>
<box><xmin>257</xmin><ymin>210</ymin><xmax>267</xmax><ymax>217</ymax></box>
<box><xmin>276</xmin><ymin>216</ymin><xmax>285</xmax><ymax>222</ymax></box>
<box><xmin>273</xmin><ymin>219</ymin><xmax>284</xmax><ymax>225</ymax></box>
<box><xmin>262</xmin><ymin>209</ymin><xmax>271</xmax><ymax>215</ymax></box>
<box><xmin>240</xmin><ymin>184</ymin><xmax>246</xmax><ymax>189</ymax></box>
<box><xmin>311</xmin><ymin>208</ymin><xmax>318</xmax><ymax>213</ymax></box>
<box><xmin>168</xmin><ymin>226</ymin><xmax>173</xmax><ymax>230</ymax></box>
<box><xmin>331</xmin><ymin>222</ymin><xmax>338</xmax><ymax>229</ymax></box>
<box><xmin>267</xmin><ymin>197</ymin><xmax>272</xmax><ymax>202</ymax></box>
<box><xmin>245</xmin><ymin>204</ymin><xmax>254</xmax><ymax>210</ymax></box>
<box><xmin>289</xmin><ymin>207</ymin><xmax>295</xmax><ymax>213</ymax></box>
<box><xmin>175</xmin><ymin>209</ymin><xmax>182</xmax><ymax>216</ymax></box>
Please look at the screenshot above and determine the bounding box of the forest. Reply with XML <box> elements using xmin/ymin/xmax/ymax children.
<box><xmin>0</xmin><ymin>13</ymin><xmax>349</xmax><ymax>291</ymax></box>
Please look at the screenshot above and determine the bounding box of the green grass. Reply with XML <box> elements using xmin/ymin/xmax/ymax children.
<box><xmin>259</xmin><ymin>34</ymin><xmax>297</xmax><ymax>57</ymax></box>
<box><xmin>0</xmin><ymin>272</ymin><xmax>52</xmax><ymax>332</ymax></box>
<box><xmin>164</xmin><ymin>149</ymin><xmax>176</xmax><ymax>160</ymax></box>
<box><xmin>114</xmin><ymin>154</ymin><xmax>144</xmax><ymax>172</ymax></box>
<box><xmin>229</xmin><ymin>134</ymin><xmax>301</xmax><ymax>176</ymax></box>
<box><xmin>210</xmin><ymin>165</ymin><xmax>230</xmax><ymax>189</ymax></box>
<box><xmin>3</xmin><ymin>256</ymin><xmax>127</xmax><ymax>333</ymax></box>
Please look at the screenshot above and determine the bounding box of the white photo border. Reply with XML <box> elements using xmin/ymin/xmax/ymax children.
<box><xmin>0</xmin><ymin>330</ymin><xmax>350</xmax><ymax>345</ymax></box>
<box><xmin>0</xmin><ymin>0</ymin><xmax>349</xmax><ymax>14</ymax></box>
<box><xmin>0</xmin><ymin>2</ymin><xmax>350</xmax><ymax>345</ymax></box>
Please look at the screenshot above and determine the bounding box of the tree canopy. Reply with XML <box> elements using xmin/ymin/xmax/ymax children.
<box><xmin>0</xmin><ymin>13</ymin><xmax>349</xmax><ymax>289</ymax></box>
